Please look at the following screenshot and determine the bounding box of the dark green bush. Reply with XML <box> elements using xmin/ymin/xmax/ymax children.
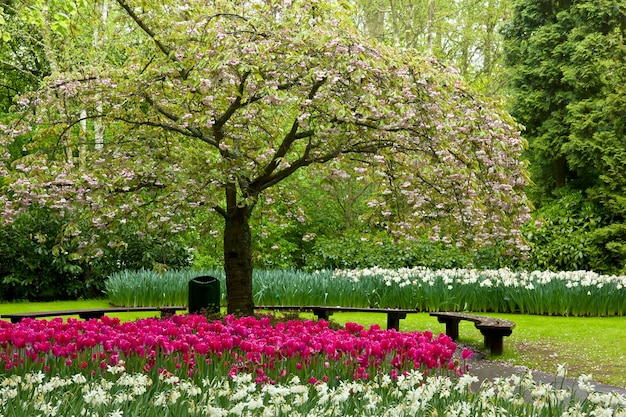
<box><xmin>0</xmin><ymin>205</ymin><xmax>191</xmax><ymax>301</ymax></box>
<box><xmin>0</xmin><ymin>205</ymin><xmax>88</xmax><ymax>300</ymax></box>
<box><xmin>303</xmin><ymin>230</ymin><xmax>491</xmax><ymax>271</ymax></box>
<box><xmin>518</xmin><ymin>189</ymin><xmax>616</xmax><ymax>273</ymax></box>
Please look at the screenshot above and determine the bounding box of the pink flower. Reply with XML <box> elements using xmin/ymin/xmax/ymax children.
<box><xmin>462</xmin><ymin>348</ymin><xmax>473</xmax><ymax>360</ymax></box>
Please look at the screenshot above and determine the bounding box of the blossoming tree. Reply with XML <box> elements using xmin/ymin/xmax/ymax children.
<box><xmin>1</xmin><ymin>0</ymin><xmax>530</xmax><ymax>315</ymax></box>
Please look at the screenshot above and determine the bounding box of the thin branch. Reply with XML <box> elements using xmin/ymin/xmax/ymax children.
<box><xmin>114</xmin><ymin>0</ymin><xmax>172</xmax><ymax>58</ymax></box>
<box><xmin>249</xmin><ymin>78</ymin><xmax>325</xmax><ymax>190</ymax></box>
<box><xmin>114</xmin><ymin>117</ymin><xmax>215</xmax><ymax>145</ymax></box>
<box><xmin>213</xmin><ymin>72</ymin><xmax>250</xmax><ymax>130</ymax></box>
<box><xmin>141</xmin><ymin>94</ymin><xmax>218</xmax><ymax>146</ymax></box>
<box><xmin>257</xmin><ymin>155</ymin><xmax>311</xmax><ymax>191</ymax></box>
<box><xmin>0</xmin><ymin>59</ymin><xmax>41</xmax><ymax>81</ymax></box>
<box><xmin>48</xmin><ymin>77</ymin><xmax>98</xmax><ymax>89</ymax></box>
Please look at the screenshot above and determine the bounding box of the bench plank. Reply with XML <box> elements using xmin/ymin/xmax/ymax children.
<box><xmin>256</xmin><ymin>305</ymin><xmax>416</xmax><ymax>331</ymax></box>
<box><xmin>2</xmin><ymin>306</ymin><xmax>186</xmax><ymax>324</ymax></box>
<box><xmin>430</xmin><ymin>312</ymin><xmax>515</xmax><ymax>355</ymax></box>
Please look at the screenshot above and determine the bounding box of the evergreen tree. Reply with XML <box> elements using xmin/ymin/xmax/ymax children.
<box><xmin>503</xmin><ymin>0</ymin><xmax>626</xmax><ymax>272</ymax></box>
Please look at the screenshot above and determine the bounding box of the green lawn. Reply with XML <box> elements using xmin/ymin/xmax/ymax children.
<box><xmin>0</xmin><ymin>299</ymin><xmax>178</xmax><ymax>322</ymax></box>
<box><xmin>1</xmin><ymin>301</ymin><xmax>625</xmax><ymax>387</ymax></box>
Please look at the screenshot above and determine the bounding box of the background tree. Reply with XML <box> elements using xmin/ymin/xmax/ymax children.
<box><xmin>1</xmin><ymin>0</ymin><xmax>530</xmax><ymax>313</ymax></box>
<box><xmin>354</xmin><ymin>0</ymin><xmax>511</xmax><ymax>94</ymax></box>
<box><xmin>0</xmin><ymin>4</ymin><xmax>45</xmax><ymax>113</ymax></box>
<box><xmin>502</xmin><ymin>0</ymin><xmax>626</xmax><ymax>273</ymax></box>
<box><xmin>0</xmin><ymin>0</ymin><xmax>191</xmax><ymax>300</ymax></box>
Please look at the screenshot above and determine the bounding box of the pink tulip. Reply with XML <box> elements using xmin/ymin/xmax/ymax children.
<box><xmin>0</xmin><ymin>314</ymin><xmax>461</xmax><ymax>383</ymax></box>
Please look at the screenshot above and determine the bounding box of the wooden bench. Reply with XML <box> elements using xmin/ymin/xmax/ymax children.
<box><xmin>1</xmin><ymin>306</ymin><xmax>186</xmax><ymax>324</ymax></box>
<box><xmin>256</xmin><ymin>305</ymin><xmax>417</xmax><ymax>331</ymax></box>
<box><xmin>430</xmin><ymin>312</ymin><xmax>515</xmax><ymax>355</ymax></box>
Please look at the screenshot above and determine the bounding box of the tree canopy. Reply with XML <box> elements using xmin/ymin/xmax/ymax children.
<box><xmin>1</xmin><ymin>0</ymin><xmax>531</xmax><ymax>313</ymax></box>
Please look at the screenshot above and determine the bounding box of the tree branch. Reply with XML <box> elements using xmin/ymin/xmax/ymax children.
<box><xmin>249</xmin><ymin>78</ymin><xmax>325</xmax><ymax>191</ymax></box>
<box><xmin>0</xmin><ymin>59</ymin><xmax>41</xmax><ymax>82</ymax></box>
<box><xmin>257</xmin><ymin>155</ymin><xmax>311</xmax><ymax>191</ymax></box>
<box><xmin>214</xmin><ymin>205</ymin><xmax>227</xmax><ymax>218</ymax></box>
<box><xmin>117</xmin><ymin>118</ymin><xmax>216</xmax><ymax>147</ymax></box>
<box><xmin>214</xmin><ymin>72</ymin><xmax>250</xmax><ymax>131</ymax></box>
<box><xmin>114</xmin><ymin>0</ymin><xmax>172</xmax><ymax>58</ymax></box>
<box><xmin>140</xmin><ymin>94</ymin><xmax>218</xmax><ymax>146</ymax></box>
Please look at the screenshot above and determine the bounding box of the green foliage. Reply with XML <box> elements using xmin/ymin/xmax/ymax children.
<box><xmin>518</xmin><ymin>189</ymin><xmax>625</xmax><ymax>275</ymax></box>
<box><xmin>0</xmin><ymin>205</ymin><xmax>91</xmax><ymax>300</ymax></box>
<box><xmin>354</xmin><ymin>0</ymin><xmax>511</xmax><ymax>94</ymax></box>
<box><xmin>303</xmin><ymin>230</ymin><xmax>470</xmax><ymax>271</ymax></box>
<box><xmin>502</xmin><ymin>0</ymin><xmax>626</xmax><ymax>273</ymax></box>
<box><xmin>0</xmin><ymin>205</ymin><xmax>192</xmax><ymax>301</ymax></box>
<box><xmin>519</xmin><ymin>190</ymin><xmax>601</xmax><ymax>272</ymax></box>
<box><xmin>251</xmin><ymin>195</ymin><xmax>308</xmax><ymax>270</ymax></box>
<box><xmin>303</xmin><ymin>227</ymin><xmax>513</xmax><ymax>272</ymax></box>
<box><xmin>94</xmin><ymin>231</ymin><xmax>192</xmax><ymax>275</ymax></box>
<box><xmin>0</xmin><ymin>15</ymin><xmax>46</xmax><ymax>113</ymax></box>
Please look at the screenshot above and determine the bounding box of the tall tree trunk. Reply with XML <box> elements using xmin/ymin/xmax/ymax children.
<box><xmin>554</xmin><ymin>155</ymin><xmax>567</xmax><ymax>188</ymax></box>
<box><xmin>388</xmin><ymin>0</ymin><xmax>401</xmax><ymax>45</ymax></box>
<box><xmin>79</xmin><ymin>109</ymin><xmax>87</xmax><ymax>167</ymax></box>
<box><xmin>223</xmin><ymin>205</ymin><xmax>255</xmax><ymax>316</ymax></box>
<box><xmin>364</xmin><ymin>1</ymin><xmax>386</xmax><ymax>41</ymax></box>
<box><xmin>94</xmin><ymin>0</ymin><xmax>109</xmax><ymax>151</ymax></box>
<box><xmin>426</xmin><ymin>0</ymin><xmax>436</xmax><ymax>52</ymax></box>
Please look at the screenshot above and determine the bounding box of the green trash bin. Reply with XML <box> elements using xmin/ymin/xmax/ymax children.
<box><xmin>188</xmin><ymin>276</ymin><xmax>220</xmax><ymax>314</ymax></box>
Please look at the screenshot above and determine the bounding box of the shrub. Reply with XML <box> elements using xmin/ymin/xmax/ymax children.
<box><xmin>0</xmin><ymin>205</ymin><xmax>89</xmax><ymax>300</ymax></box>
<box><xmin>519</xmin><ymin>190</ymin><xmax>611</xmax><ymax>272</ymax></box>
<box><xmin>0</xmin><ymin>205</ymin><xmax>192</xmax><ymax>301</ymax></box>
<box><xmin>303</xmin><ymin>230</ymin><xmax>506</xmax><ymax>271</ymax></box>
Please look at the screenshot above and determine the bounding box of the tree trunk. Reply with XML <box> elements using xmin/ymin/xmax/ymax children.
<box><xmin>223</xmin><ymin>205</ymin><xmax>255</xmax><ymax>316</ymax></box>
<box><xmin>426</xmin><ymin>0</ymin><xmax>436</xmax><ymax>52</ymax></box>
<box><xmin>554</xmin><ymin>155</ymin><xmax>567</xmax><ymax>188</ymax></box>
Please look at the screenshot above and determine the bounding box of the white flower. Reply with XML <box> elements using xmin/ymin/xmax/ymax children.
<box><xmin>455</xmin><ymin>373</ymin><xmax>479</xmax><ymax>393</ymax></box>
<box><xmin>83</xmin><ymin>386</ymin><xmax>110</xmax><ymax>406</ymax></box>
<box><xmin>25</xmin><ymin>372</ymin><xmax>46</xmax><ymax>384</ymax></box>
<box><xmin>577</xmin><ymin>374</ymin><xmax>596</xmax><ymax>393</ymax></box>
<box><xmin>106</xmin><ymin>362</ymin><xmax>126</xmax><ymax>375</ymax></box>
<box><xmin>590</xmin><ymin>407</ymin><xmax>616</xmax><ymax>417</ymax></box>
<box><xmin>72</xmin><ymin>374</ymin><xmax>87</xmax><ymax>384</ymax></box>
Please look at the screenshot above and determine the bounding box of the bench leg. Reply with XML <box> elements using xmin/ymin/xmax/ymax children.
<box><xmin>436</xmin><ymin>317</ymin><xmax>462</xmax><ymax>340</ymax></box>
<box><xmin>386</xmin><ymin>313</ymin><xmax>407</xmax><ymax>331</ymax></box>
<box><xmin>312</xmin><ymin>308</ymin><xmax>333</xmax><ymax>321</ymax></box>
<box><xmin>480</xmin><ymin>331</ymin><xmax>504</xmax><ymax>355</ymax></box>
<box><xmin>160</xmin><ymin>309</ymin><xmax>176</xmax><ymax>318</ymax></box>
<box><xmin>79</xmin><ymin>312</ymin><xmax>106</xmax><ymax>320</ymax></box>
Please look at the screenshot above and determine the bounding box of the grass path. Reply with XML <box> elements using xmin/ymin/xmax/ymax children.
<box><xmin>1</xmin><ymin>300</ymin><xmax>625</xmax><ymax>387</ymax></box>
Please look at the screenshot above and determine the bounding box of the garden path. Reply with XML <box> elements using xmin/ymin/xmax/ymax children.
<box><xmin>462</xmin><ymin>346</ymin><xmax>626</xmax><ymax>397</ymax></box>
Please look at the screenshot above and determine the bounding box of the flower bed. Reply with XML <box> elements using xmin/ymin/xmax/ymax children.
<box><xmin>0</xmin><ymin>314</ymin><xmax>460</xmax><ymax>383</ymax></box>
<box><xmin>2</xmin><ymin>360</ymin><xmax>626</xmax><ymax>416</ymax></box>
<box><xmin>1</xmin><ymin>315</ymin><xmax>625</xmax><ymax>416</ymax></box>
<box><xmin>106</xmin><ymin>267</ymin><xmax>626</xmax><ymax>316</ymax></box>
